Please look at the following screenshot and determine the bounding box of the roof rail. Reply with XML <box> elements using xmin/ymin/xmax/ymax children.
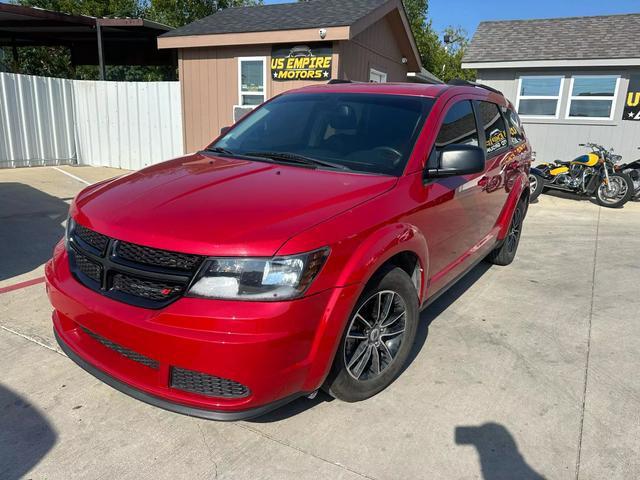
<box><xmin>447</xmin><ymin>78</ymin><xmax>502</xmax><ymax>95</ymax></box>
<box><xmin>327</xmin><ymin>79</ymin><xmax>366</xmax><ymax>85</ymax></box>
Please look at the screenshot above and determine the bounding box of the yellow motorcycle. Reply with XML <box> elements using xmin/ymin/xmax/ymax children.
<box><xmin>529</xmin><ymin>143</ymin><xmax>634</xmax><ymax>208</ymax></box>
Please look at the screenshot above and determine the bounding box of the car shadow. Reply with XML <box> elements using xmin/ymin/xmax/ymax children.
<box><xmin>251</xmin><ymin>261</ymin><xmax>493</xmax><ymax>423</ymax></box>
<box><xmin>0</xmin><ymin>384</ymin><xmax>57</xmax><ymax>479</ymax></box>
<box><xmin>455</xmin><ymin>422</ymin><xmax>546</xmax><ymax>479</ymax></box>
<box><xmin>0</xmin><ymin>183</ymin><xmax>69</xmax><ymax>282</ymax></box>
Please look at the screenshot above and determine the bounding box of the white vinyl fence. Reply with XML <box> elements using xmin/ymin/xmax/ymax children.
<box><xmin>0</xmin><ymin>72</ymin><xmax>183</xmax><ymax>170</ymax></box>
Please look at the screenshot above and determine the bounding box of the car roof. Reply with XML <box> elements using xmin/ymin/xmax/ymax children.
<box><xmin>285</xmin><ymin>81</ymin><xmax>511</xmax><ymax>106</ymax></box>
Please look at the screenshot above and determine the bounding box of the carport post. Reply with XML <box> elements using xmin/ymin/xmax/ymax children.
<box><xmin>96</xmin><ymin>21</ymin><xmax>105</xmax><ymax>80</ymax></box>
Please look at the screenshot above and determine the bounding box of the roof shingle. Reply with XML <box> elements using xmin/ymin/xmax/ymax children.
<box><xmin>161</xmin><ymin>0</ymin><xmax>388</xmax><ymax>38</ymax></box>
<box><xmin>464</xmin><ymin>14</ymin><xmax>640</xmax><ymax>63</ymax></box>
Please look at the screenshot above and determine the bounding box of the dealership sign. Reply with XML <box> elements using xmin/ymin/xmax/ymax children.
<box><xmin>271</xmin><ymin>44</ymin><xmax>332</xmax><ymax>81</ymax></box>
<box><xmin>623</xmin><ymin>75</ymin><xmax>640</xmax><ymax>121</ymax></box>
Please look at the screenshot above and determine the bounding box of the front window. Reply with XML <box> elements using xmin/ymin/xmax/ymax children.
<box><xmin>516</xmin><ymin>76</ymin><xmax>564</xmax><ymax>118</ymax></box>
<box><xmin>566</xmin><ymin>75</ymin><xmax>620</xmax><ymax>120</ymax></box>
<box><xmin>213</xmin><ymin>93</ymin><xmax>434</xmax><ymax>176</ymax></box>
<box><xmin>238</xmin><ymin>57</ymin><xmax>266</xmax><ymax>106</ymax></box>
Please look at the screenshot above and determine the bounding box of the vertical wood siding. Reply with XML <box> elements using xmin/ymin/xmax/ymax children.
<box><xmin>340</xmin><ymin>16</ymin><xmax>408</xmax><ymax>82</ymax></box>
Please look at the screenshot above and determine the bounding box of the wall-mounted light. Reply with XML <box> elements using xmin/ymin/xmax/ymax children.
<box><xmin>401</xmin><ymin>57</ymin><xmax>408</xmax><ymax>64</ymax></box>
<box><xmin>319</xmin><ymin>28</ymin><xmax>327</xmax><ymax>39</ymax></box>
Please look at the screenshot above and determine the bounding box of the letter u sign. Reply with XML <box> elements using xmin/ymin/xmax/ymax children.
<box><xmin>627</xmin><ymin>92</ymin><xmax>640</xmax><ymax>107</ymax></box>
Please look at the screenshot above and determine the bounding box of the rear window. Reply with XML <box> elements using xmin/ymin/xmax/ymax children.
<box><xmin>213</xmin><ymin>93</ymin><xmax>434</xmax><ymax>175</ymax></box>
<box><xmin>477</xmin><ymin>101</ymin><xmax>509</xmax><ymax>156</ymax></box>
<box><xmin>506</xmin><ymin>109</ymin><xmax>525</xmax><ymax>145</ymax></box>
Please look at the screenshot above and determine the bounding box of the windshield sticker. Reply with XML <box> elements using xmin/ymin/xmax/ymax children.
<box><xmin>486</xmin><ymin>128</ymin><xmax>507</xmax><ymax>154</ymax></box>
<box><xmin>271</xmin><ymin>44</ymin><xmax>332</xmax><ymax>82</ymax></box>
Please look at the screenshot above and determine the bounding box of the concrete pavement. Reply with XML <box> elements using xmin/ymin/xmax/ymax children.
<box><xmin>1</xmin><ymin>165</ymin><xmax>639</xmax><ymax>479</ymax></box>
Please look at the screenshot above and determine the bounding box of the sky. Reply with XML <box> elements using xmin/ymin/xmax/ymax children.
<box><xmin>264</xmin><ymin>0</ymin><xmax>640</xmax><ymax>38</ymax></box>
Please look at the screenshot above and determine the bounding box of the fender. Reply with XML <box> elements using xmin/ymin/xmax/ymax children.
<box><xmin>335</xmin><ymin>222</ymin><xmax>429</xmax><ymax>303</ymax></box>
<box><xmin>300</xmin><ymin>223</ymin><xmax>429</xmax><ymax>391</ymax></box>
<box><xmin>496</xmin><ymin>172</ymin><xmax>529</xmax><ymax>240</ymax></box>
<box><xmin>530</xmin><ymin>166</ymin><xmax>550</xmax><ymax>179</ymax></box>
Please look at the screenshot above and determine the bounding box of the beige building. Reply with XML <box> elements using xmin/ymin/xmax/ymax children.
<box><xmin>158</xmin><ymin>0</ymin><xmax>421</xmax><ymax>153</ymax></box>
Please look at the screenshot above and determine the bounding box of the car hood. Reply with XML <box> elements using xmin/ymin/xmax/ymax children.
<box><xmin>72</xmin><ymin>153</ymin><xmax>397</xmax><ymax>256</ymax></box>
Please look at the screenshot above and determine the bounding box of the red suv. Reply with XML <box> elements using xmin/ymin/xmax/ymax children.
<box><xmin>46</xmin><ymin>81</ymin><xmax>531</xmax><ymax>420</ymax></box>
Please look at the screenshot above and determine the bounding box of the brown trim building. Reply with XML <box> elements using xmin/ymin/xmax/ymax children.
<box><xmin>158</xmin><ymin>0</ymin><xmax>422</xmax><ymax>152</ymax></box>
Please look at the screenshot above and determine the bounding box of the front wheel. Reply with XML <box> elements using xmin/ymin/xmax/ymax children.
<box><xmin>595</xmin><ymin>173</ymin><xmax>633</xmax><ymax>208</ymax></box>
<box><xmin>324</xmin><ymin>267</ymin><xmax>419</xmax><ymax>402</ymax></box>
<box><xmin>528</xmin><ymin>173</ymin><xmax>545</xmax><ymax>202</ymax></box>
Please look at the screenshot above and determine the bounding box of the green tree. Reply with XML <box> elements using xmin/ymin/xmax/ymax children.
<box><xmin>402</xmin><ymin>0</ymin><xmax>475</xmax><ymax>82</ymax></box>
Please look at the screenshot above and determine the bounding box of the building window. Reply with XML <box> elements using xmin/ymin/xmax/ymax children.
<box><xmin>369</xmin><ymin>68</ymin><xmax>387</xmax><ymax>83</ymax></box>
<box><xmin>516</xmin><ymin>76</ymin><xmax>564</xmax><ymax>118</ymax></box>
<box><xmin>566</xmin><ymin>75</ymin><xmax>620</xmax><ymax>120</ymax></box>
<box><xmin>238</xmin><ymin>57</ymin><xmax>266</xmax><ymax>106</ymax></box>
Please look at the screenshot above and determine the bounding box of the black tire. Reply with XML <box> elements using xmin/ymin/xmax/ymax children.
<box><xmin>528</xmin><ymin>173</ymin><xmax>545</xmax><ymax>202</ymax></box>
<box><xmin>324</xmin><ymin>267</ymin><xmax>419</xmax><ymax>402</ymax></box>
<box><xmin>595</xmin><ymin>172</ymin><xmax>634</xmax><ymax>208</ymax></box>
<box><xmin>485</xmin><ymin>198</ymin><xmax>525</xmax><ymax>266</ymax></box>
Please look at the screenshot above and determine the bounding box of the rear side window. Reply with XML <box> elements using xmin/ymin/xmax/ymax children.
<box><xmin>477</xmin><ymin>101</ymin><xmax>508</xmax><ymax>156</ymax></box>
<box><xmin>435</xmin><ymin>100</ymin><xmax>479</xmax><ymax>151</ymax></box>
<box><xmin>506</xmin><ymin>109</ymin><xmax>525</xmax><ymax>145</ymax></box>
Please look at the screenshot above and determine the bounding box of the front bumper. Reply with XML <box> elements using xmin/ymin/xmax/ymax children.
<box><xmin>46</xmin><ymin>241</ymin><xmax>359</xmax><ymax>420</ymax></box>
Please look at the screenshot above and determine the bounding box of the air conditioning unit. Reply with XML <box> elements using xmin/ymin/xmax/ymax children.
<box><xmin>233</xmin><ymin>105</ymin><xmax>254</xmax><ymax>122</ymax></box>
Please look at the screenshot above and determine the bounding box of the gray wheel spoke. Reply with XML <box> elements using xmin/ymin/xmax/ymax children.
<box><xmin>379</xmin><ymin>340</ymin><xmax>393</xmax><ymax>360</ymax></box>
<box><xmin>351</xmin><ymin>345</ymin><xmax>372</xmax><ymax>379</ymax></box>
<box><xmin>378</xmin><ymin>292</ymin><xmax>394</xmax><ymax>326</ymax></box>
<box><xmin>347</xmin><ymin>331</ymin><xmax>367</xmax><ymax>340</ymax></box>
<box><xmin>355</xmin><ymin>313</ymin><xmax>372</xmax><ymax>329</ymax></box>
<box><xmin>347</xmin><ymin>341</ymin><xmax>369</xmax><ymax>370</ymax></box>
<box><xmin>381</xmin><ymin>326</ymin><xmax>405</xmax><ymax>338</ymax></box>
<box><xmin>371</xmin><ymin>346</ymin><xmax>381</xmax><ymax>375</ymax></box>
<box><xmin>381</xmin><ymin>310</ymin><xmax>405</xmax><ymax>329</ymax></box>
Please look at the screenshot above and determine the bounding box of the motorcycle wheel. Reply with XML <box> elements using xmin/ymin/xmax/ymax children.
<box><xmin>528</xmin><ymin>173</ymin><xmax>545</xmax><ymax>202</ymax></box>
<box><xmin>595</xmin><ymin>173</ymin><xmax>634</xmax><ymax>208</ymax></box>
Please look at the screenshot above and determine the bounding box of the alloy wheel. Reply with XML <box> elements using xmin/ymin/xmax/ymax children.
<box><xmin>506</xmin><ymin>206</ymin><xmax>522</xmax><ymax>253</ymax></box>
<box><xmin>598</xmin><ymin>177</ymin><xmax>628</xmax><ymax>205</ymax></box>
<box><xmin>343</xmin><ymin>290</ymin><xmax>407</xmax><ymax>381</ymax></box>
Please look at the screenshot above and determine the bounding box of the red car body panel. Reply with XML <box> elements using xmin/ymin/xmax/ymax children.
<box><xmin>47</xmin><ymin>82</ymin><xmax>531</xmax><ymax>420</ymax></box>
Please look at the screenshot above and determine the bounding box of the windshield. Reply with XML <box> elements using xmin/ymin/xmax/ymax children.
<box><xmin>210</xmin><ymin>93</ymin><xmax>434</xmax><ymax>175</ymax></box>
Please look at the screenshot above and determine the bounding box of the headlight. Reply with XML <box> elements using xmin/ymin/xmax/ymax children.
<box><xmin>187</xmin><ymin>248</ymin><xmax>329</xmax><ymax>301</ymax></box>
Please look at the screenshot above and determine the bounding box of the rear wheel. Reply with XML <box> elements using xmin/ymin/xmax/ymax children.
<box><xmin>324</xmin><ymin>267</ymin><xmax>419</xmax><ymax>402</ymax></box>
<box><xmin>595</xmin><ymin>173</ymin><xmax>633</xmax><ymax>208</ymax></box>
<box><xmin>485</xmin><ymin>198</ymin><xmax>525</xmax><ymax>266</ymax></box>
<box><xmin>528</xmin><ymin>173</ymin><xmax>545</xmax><ymax>202</ymax></box>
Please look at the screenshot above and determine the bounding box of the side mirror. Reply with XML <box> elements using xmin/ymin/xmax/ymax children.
<box><xmin>220</xmin><ymin>126</ymin><xmax>231</xmax><ymax>135</ymax></box>
<box><xmin>427</xmin><ymin>144</ymin><xmax>485</xmax><ymax>178</ymax></box>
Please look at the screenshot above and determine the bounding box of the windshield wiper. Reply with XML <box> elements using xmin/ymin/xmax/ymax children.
<box><xmin>204</xmin><ymin>146</ymin><xmax>236</xmax><ymax>156</ymax></box>
<box><xmin>244</xmin><ymin>151</ymin><xmax>350</xmax><ymax>171</ymax></box>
